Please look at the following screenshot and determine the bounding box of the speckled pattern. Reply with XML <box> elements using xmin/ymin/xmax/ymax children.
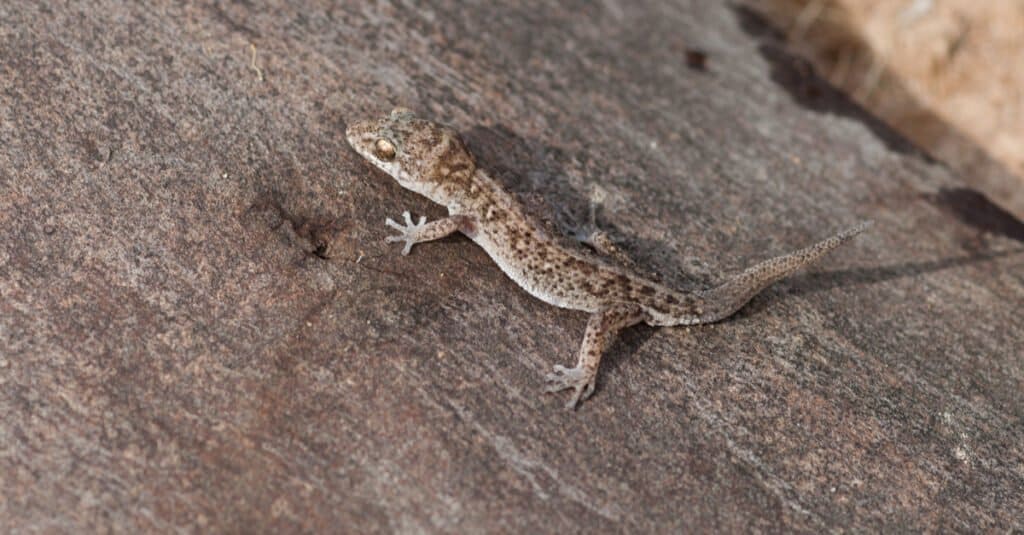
<box><xmin>347</xmin><ymin>110</ymin><xmax>870</xmax><ymax>408</ymax></box>
<box><xmin>3</xmin><ymin>1</ymin><xmax>1024</xmax><ymax>532</ymax></box>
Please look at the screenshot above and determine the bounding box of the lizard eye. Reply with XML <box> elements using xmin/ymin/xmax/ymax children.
<box><xmin>374</xmin><ymin>138</ymin><xmax>396</xmax><ymax>161</ymax></box>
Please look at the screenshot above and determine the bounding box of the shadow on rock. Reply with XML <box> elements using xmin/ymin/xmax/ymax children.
<box><xmin>460</xmin><ymin>124</ymin><xmax>689</xmax><ymax>284</ymax></box>
<box><xmin>784</xmin><ymin>248</ymin><xmax>1021</xmax><ymax>299</ymax></box>
<box><xmin>927</xmin><ymin>187</ymin><xmax>1024</xmax><ymax>243</ymax></box>
<box><xmin>730</xmin><ymin>4</ymin><xmax>926</xmax><ymax>159</ymax></box>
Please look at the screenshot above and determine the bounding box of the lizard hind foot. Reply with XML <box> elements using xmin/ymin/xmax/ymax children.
<box><xmin>544</xmin><ymin>364</ymin><xmax>596</xmax><ymax>410</ymax></box>
<box><xmin>384</xmin><ymin>210</ymin><xmax>428</xmax><ymax>255</ymax></box>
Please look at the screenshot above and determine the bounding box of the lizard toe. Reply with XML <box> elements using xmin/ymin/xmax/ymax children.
<box><xmin>544</xmin><ymin>365</ymin><xmax>596</xmax><ymax>409</ymax></box>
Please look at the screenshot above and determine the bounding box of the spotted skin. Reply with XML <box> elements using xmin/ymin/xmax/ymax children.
<box><xmin>346</xmin><ymin>108</ymin><xmax>871</xmax><ymax>409</ymax></box>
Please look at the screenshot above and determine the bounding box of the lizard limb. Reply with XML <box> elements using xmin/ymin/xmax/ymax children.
<box><xmin>385</xmin><ymin>211</ymin><xmax>475</xmax><ymax>255</ymax></box>
<box><xmin>572</xmin><ymin>202</ymin><xmax>638</xmax><ymax>268</ymax></box>
<box><xmin>545</xmin><ymin>303</ymin><xmax>645</xmax><ymax>410</ymax></box>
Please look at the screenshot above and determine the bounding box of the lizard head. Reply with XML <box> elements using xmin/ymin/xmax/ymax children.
<box><xmin>346</xmin><ymin>108</ymin><xmax>477</xmax><ymax>206</ymax></box>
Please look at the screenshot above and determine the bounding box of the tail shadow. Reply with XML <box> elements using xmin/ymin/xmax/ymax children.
<box><xmin>783</xmin><ymin>248</ymin><xmax>1021</xmax><ymax>298</ymax></box>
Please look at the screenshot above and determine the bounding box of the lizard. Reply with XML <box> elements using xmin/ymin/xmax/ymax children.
<box><xmin>346</xmin><ymin>108</ymin><xmax>871</xmax><ymax>410</ymax></box>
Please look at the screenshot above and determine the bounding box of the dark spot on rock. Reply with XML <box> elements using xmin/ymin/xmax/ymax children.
<box><xmin>685</xmin><ymin>49</ymin><xmax>708</xmax><ymax>71</ymax></box>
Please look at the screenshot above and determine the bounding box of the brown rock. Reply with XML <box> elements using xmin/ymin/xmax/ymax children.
<box><xmin>2</xmin><ymin>1</ymin><xmax>1021</xmax><ymax>532</ymax></box>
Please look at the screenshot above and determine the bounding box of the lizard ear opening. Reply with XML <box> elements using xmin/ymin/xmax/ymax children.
<box><xmin>390</xmin><ymin>107</ymin><xmax>415</xmax><ymax>119</ymax></box>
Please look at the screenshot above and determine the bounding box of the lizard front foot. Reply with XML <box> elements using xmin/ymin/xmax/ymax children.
<box><xmin>385</xmin><ymin>211</ymin><xmax>428</xmax><ymax>255</ymax></box>
<box><xmin>544</xmin><ymin>364</ymin><xmax>596</xmax><ymax>410</ymax></box>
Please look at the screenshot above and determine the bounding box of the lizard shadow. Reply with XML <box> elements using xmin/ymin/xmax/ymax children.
<box><xmin>740</xmin><ymin>248</ymin><xmax>1022</xmax><ymax>319</ymax></box>
<box><xmin>599</xmin><ymin>323</ymin><xmax>659</xmax><ymax>382</ymax></box>
<box><xmin>461</xmin><ymin>124</ymin><xmax>707</xmax><ymax>290</ymax></box>
<box><xmin>462</xmin><ymin>124</ymin><xmax>719</xmax><ymax>386</ymax></box>
<box><xmin>602</xmin><ymin>247</ymin><xmax>1021</xmax><ymax>383</ymax></box>
<box><xmin>460</xmin><ymin>124</ymin><xmax>1022</xmax><ymax>384</ymax></box>
<box><xmin>751</xmin><ymin>187</ymin><xmax>1024</xmax><ymax>310</ymax></box>
<box><xmin>758</xmin><ymin>187</ymin><xmax>1024</xmax><ymax>310</ymax></box>
<box><xmin>461</xmin><ymin>124</ymin><xmax>617</xmax><ymax>236</ymax></box>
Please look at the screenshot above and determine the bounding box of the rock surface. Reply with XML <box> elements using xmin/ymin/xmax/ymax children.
<box><xmin>2</xmin><ymin>1</ymin><xmax>1022</xmax><ymax>532</ymax></box>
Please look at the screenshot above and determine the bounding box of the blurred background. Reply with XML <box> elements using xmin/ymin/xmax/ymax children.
<box><xmin>754</xmin><ymin>0</ymin><xmax>1024</xmax><ymax>217</ymax></box>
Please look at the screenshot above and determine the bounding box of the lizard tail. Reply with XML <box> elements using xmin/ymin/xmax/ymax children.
<box><xmin>695</xmin><ymin>220</ymin><xmax>872</xmax><ymax>323</ymax></box>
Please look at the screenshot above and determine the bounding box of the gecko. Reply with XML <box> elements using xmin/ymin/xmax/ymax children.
<box><xmin>346</xmin><ymin>108</ymin><xmax>871</xmax><ymax>410</ymax></box>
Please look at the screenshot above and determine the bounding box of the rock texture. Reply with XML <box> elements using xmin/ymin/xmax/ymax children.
<box><xmin>2</xmin><ymin>1</ymin><xmax>1022</xmax><ymax>532</ymax></box>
